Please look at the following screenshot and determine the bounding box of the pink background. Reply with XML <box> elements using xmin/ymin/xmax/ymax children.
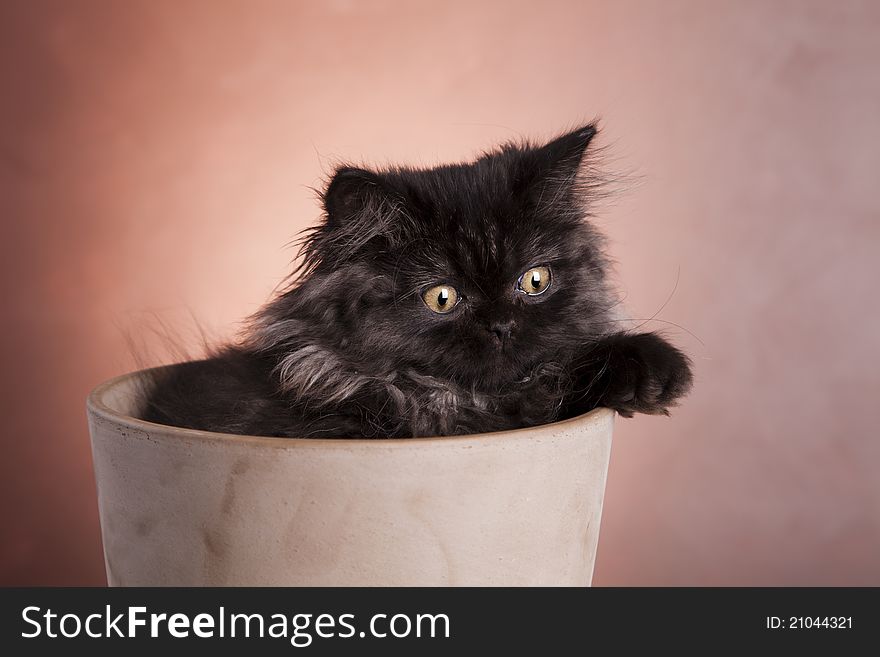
<box><xmin>1</xmin><ymin>0</ymin><xmax>878</xmax><ymax>585</ymax></box>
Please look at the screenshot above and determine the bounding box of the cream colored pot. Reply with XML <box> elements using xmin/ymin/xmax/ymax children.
<box><xmin>87</xmin><ymin>368</ymin><xmax>615</xmax><ymax>586</ymax></box>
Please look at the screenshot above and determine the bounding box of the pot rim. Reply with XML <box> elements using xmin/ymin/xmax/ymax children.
<box><xmin>87</xmin><ymin>365</ymin><xmax>615</xmax><ymax>449</ymax></box>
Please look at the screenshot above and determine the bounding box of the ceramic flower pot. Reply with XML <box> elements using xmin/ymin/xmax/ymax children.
<box><xmin>86</xmin><ymin>366</ymin><xmax>615</xmax><ymax>586</ymax></box>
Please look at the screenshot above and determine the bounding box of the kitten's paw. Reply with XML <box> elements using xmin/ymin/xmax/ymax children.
<box><xmin>601</xmin><ymin>332</ymin><xmax>693</xmax><ymax>417</ymax></box>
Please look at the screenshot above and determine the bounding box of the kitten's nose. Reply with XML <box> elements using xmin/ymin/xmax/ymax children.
<box><xmin>488</xmin><ymin>320</ymin><xmax>515</xmax><ymax>345</ymax></box>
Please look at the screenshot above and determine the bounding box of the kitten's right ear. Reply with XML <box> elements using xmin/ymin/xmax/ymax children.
<box><xmin>322</xmin><ymin>167</ymin><xmax>386</xmax><ymax>227</ymax></box>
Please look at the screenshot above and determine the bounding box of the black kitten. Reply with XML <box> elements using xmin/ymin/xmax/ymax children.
<box><xmin>143</xmin><ymin>124</ymin><xmax>692</xmax><ymax>438</ymax></box>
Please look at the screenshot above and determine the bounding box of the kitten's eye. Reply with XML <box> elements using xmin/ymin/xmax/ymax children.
<box><xmin>422</xmin><ymin>284</ymin><xmax>460</xmax><ymax>314</ymax></box>
<box><xmin>517</xmin><ymin>266</ymin><xmax>552</xmax><ymax>296</ymax></box>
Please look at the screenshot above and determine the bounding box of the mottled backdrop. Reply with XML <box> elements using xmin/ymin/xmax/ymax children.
<box><xmin>1</xmin><ymin>0</ymin><xmax>878</xmax><ymax>585</ymax></box>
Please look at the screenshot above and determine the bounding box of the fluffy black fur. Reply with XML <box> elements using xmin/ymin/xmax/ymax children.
<box><xmin>142</xmin><ymin>124</ymin><xmax>693</xmax><ymax>438</ymax></box>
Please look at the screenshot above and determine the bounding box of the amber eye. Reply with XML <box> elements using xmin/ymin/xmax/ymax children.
<box><xmin>422</xmin><ymin>284</ymin><xmax>460</xmax><ymax>314</ymax></box>
<box><xmin>517</xmin><ymin>266</ymin><xmax>552</xmax><ymax>296</ymax></box>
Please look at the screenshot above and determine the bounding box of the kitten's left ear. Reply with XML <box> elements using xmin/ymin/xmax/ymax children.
<box><xmin>518</xmin><ymin>123</ymin><xmax>598</xmax><ymax>212</ymax></box>
<box><xmin>534</xmin><ymin>123</ymin><xmax>597</xmax><ymax>180</ymax></box>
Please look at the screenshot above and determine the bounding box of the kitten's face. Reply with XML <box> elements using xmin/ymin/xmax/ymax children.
<box><xmin>302</xmin><ymin>125</ymin><xmax>613</xmax><ymax>389</ymax></box>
